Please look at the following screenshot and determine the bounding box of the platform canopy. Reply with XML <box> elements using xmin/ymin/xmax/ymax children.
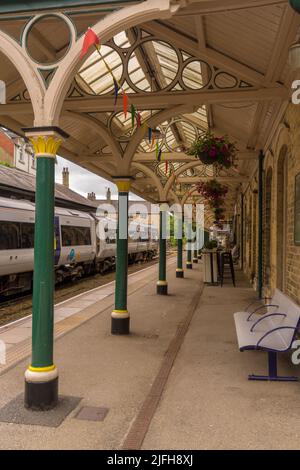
<box><xmin>0</xmin><ymin>0</ymin><xmax>297</xmax><ymax>225</ymax></box>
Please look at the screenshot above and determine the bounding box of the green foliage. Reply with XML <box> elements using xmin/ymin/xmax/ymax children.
<box><xmin>169</xmin><ymin>213</ymin><xmax>186</xmax><ymax>247</ymax></box>
<box><xmin>0</xmin><ymin>160</ymin><xmax>14</xmax><ymax>168</ymax></box>
<box><xmin>204</xmin><ymin>240</ymin><xmax>218</xmax><ymax>250</ymax></box>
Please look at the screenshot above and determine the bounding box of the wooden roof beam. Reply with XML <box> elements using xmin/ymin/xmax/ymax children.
<box><xmin>0</xmin><ymin>87</ymin><xmax>287</xmax><ymax>115</ymax></box>
<box><xmin>178</xmin><ymin>176</ymin><xmax>248</xmax><ymax>183</ymax></box>
<box><xmin>177</xmin><ymin>0</ymin><xmax>287</xmax><ymax>15</ymax></box>
<box><xmin>143</xmin><ymin>21</ymin><xmax>268</xmax><ymax>86</ymax></box>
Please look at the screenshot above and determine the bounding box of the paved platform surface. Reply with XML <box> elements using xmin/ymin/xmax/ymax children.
<box><xmin>0</xmin><ymin>260</ymin><xmax>300</xmax><ymax>449</ymax></box>
<box><xmin>142</xmin><ymin>271</ymin><xmax>300</xmax><ymax>450</ymax></box>
<box><xmin>0</xmin><ymin>259</ymin><xmax>175</xmax><ymax>376</ymax></box>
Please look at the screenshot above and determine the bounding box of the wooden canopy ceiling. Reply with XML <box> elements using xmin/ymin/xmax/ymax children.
<box><xmin>0</xmin><ymin>0</ymin><xmax>298</xmax><ymax>223</ymax></box>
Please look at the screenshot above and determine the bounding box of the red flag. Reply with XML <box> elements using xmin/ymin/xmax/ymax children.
<box><xmin>123</xmin><ymin>92</ymin><xmax>128</xmax><ymax>118</ymax></box>
<box><xmin>137</xmin><ymin>112</ymin><xmax>142</xmax><ymax>128</ymax></box>
<box><xmin>113</xmin><ymin>78</ymin><xmax>119</xmax><ymax>106</ymax></box>
<box><xmin>80</xmin><ymin>28</ymin><xmax>100</xmax><ymax>58</ymax></box>
<box><xmin>165</xmin><ymin>160</ymin><xmax>168</xmax><ymax>173</ymax></box>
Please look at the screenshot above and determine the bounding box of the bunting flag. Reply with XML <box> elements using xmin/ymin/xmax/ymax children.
<box><xmin>151</xmin><ymin>134</ymin><xmax>156</xmax><ymax>149</ymax></box>
<box><xmin>165</xmin><ymin>160</ymin><xmax>168</xmax><ymax>173</ymax></box>
<box><xmin>137</xmin><ymin>112</ymin><xmax>142</xmax><ymax>128</ymax></box>
<box><xmin>155</xmin><ymin>142</ymin><xmax>160</xmax><ymax>159</ymax></box>
<box><xmin>123</xmin><ymin>91</ymin><xmax>128</xmax><ymax>118</ymax></box>
<box><xmin>131</xmin><ymin>104</ymin><xmax>136</xmax><ymax>128</ymax></box>
<box><xmin>113</xmin><ymin>78</ymin><xmax>119</xmax><ymax>106</ymax></box>
<box><xmin>80</xmin><ymin>28</ymin><xmax>100</xmax><ymax>58</ymax></box>
<box><xmin>80</xmin><ymin>28</ymin><xmax>161</xmax><ymax>145</ymax></box>
<box><xmin>157</xmin><ymin>149</ymin><xmax>162</xmax><ymax>162</ymax></box>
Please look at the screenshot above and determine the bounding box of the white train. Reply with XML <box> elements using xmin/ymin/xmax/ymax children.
<box><xmin>0</xmin><ymin>197</ymin><xmax>158</xmax><ymax>297</ymax></box>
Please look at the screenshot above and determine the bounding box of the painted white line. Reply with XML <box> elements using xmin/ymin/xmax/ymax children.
<box><xmin>54</xmin><ymin>255</ymin><xmax>175</xmax><ymax>307</ymax></box>
<box><xmin>0</xmin><ymin>256</ymin><xmax>176</xmax><ymax>333</ymax></box>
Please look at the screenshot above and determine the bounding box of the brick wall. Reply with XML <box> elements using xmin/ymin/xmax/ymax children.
<box><xmin>240</xmin><ymin>103</ymin><xmax>300</xmax><ymax>305</ymax></box>
<box><xmin>0</xmin><ymin>131</ymin><xmax>14</xmax><ymax>165</ymax></box>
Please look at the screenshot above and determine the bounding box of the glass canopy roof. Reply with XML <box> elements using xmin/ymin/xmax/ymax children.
<box><xmin>76</xmin><ymin>28</ymin><xmax>209</xmax><ymax>154</ymax></box>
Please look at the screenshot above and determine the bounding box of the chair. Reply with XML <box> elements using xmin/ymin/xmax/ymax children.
<box><xmin>220</xmin><ymin>251</ymin><xmax>235</xmax><ymax>287</ymax></box>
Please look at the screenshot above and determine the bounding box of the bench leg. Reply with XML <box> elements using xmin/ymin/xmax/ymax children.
<box><xmin>248</xmin><ymin>352</ymin><xmax>299</xmax><ymax>382</ymax></box>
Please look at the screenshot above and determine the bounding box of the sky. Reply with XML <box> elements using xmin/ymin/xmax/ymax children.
<box><xmin>55</xmin><ymin>155</ymin><xmax>144</xmax><ymax>201</ymax></box>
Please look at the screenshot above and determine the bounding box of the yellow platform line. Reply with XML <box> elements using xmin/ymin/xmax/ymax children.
<box><xmin>0</xmin><ymin>261</ymin><xmax>171</xmax><ymax>377</ymax></box>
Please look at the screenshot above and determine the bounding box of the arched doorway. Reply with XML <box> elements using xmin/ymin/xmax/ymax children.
<box><xmin>264</xmin><ymin>167</ymin><xmax>272</xmax><ymax>287</ymax></box>
<box><xmin>276</xmin><ymin>146</ymin><xmax>288</xmax><ymax>292</ymax></box>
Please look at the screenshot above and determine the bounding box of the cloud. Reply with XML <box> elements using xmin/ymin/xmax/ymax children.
<box><xmin>55</xmin><ymin>156</ymin><xmax>144</xmax><ymax>201</ymax></box>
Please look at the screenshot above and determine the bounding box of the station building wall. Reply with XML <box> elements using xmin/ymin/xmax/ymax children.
<box><xmin>239</xmin><ymin>103</ymin><xmax>300</xmax><ymax>306</ymax></box>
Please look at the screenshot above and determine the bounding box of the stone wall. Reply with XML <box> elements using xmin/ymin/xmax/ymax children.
<box><xmin>240</xmin><ymin>103</ymin><xmax>300</xmax><ymax>305</ymax></box>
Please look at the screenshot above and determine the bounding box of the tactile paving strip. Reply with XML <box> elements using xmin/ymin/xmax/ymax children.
<box><xmin>122</xmin><ymin>284</ymin><xmax>204</xmax><ymax>450</ymax></box>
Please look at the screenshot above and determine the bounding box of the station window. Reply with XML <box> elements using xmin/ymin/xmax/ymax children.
<box><xmin>17</xmin><ymin>146</ymin><xmax>24</xmax><ymax>163</ymax></box>
<box><xmin>0</xmin><ymin>221</ymin><xmax>20</xmax><ymax>250</ymax></box>
<box><xmin>61</xmin><ymin>225</ymin><xmax>91</xmax><ymax>246</ymax></box>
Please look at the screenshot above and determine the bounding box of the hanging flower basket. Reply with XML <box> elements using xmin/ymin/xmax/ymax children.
<box><xmin>197</xmin><ymin>179</ymin><xmax>228</xmax><ymax>207</ymax></box>
<box><xmin>214</xmin><ymin>207</ymin><xmax>225</xmax><ymax>221</ymax></box>
<box><xmin>188</xmin><ymin>131</ymin><xmax>237</xmax><ymax>169</ymax></box>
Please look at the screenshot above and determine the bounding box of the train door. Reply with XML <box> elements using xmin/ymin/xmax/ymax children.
<box><xmin>54</xmin><ymin>216</ymin><xmax>61</xmax><ymax>266</ymax></box>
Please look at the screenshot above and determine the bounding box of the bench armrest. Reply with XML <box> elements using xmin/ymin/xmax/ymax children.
<box><xmin>250</xmin><ymin>313</ymin><xmax>286</xmax><ymax>332</ymax></box>
<box><xmin>257</xmin><ymin>325</ymin><xmax>299</xmax><ymax>349</ymax></box>
<box><xmin>247</xmin><ymin>304</ymin><xmax>279</xmax><ymax>321</ymax></box>
<box><xmin>245</xmin><ymin>297</ymin><xmax>272</xmax><ymax>313</ymax></box>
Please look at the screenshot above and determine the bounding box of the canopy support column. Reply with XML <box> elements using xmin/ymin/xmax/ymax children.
<box><xmin>24</xmin><ymin>128</ymin><xmax>65</xmax><ymax>411</ymax></box>
<box><xmin>111</xmin><ymin>178</ymin><xmax>131</xmax><ymax>334</ymax></box>
<box><xmin>176</xmin><ymin>212</ymin><xmax>184</xmax><ymax>278</ymax></box>
<box><xmin>157</xmin><ymin>205</ymin><xmax>168</xmax><ymax>295</ymax></box>
<box><xmin>197</xmin><ymin>226</ymin><xmax>203</xmax><ymax>259</ymax></box>
<box><xmin>193</xmin><ymin>246</ymin><xmax>198</xmax><ymax>264</ymax></box>
<box><xmin>186</xmin><ymin>216</ymin><xmax>193</xmax><ymax>270</ymax></box>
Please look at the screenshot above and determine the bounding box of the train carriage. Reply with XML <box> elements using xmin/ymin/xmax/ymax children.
<box><xmin>0</xmin><ymin>196</ymin><xmax>158</xmax><ymax>297</ymax></box>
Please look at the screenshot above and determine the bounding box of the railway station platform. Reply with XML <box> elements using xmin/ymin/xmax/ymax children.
<box><xmin>0</xmin><ymin>259</ymin><xmax>299</xmax><ymax>450</ymax></box>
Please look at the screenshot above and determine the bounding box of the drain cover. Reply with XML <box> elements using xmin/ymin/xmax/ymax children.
<box><xmin>75</xmin><ymin>406</ymin><xmax>109</xmax><ymax>422</ymax></box>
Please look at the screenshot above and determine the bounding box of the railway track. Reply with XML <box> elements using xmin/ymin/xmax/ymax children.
<box><xmin>0</xmin><ymin>256</ymin><xmax>164</xmax><ymax>327</ymax></box>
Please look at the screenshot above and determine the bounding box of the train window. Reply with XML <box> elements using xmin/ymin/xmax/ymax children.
<box><xmin>75</xmin><ymin>226</ymin><xmax>92</xmax><ymax>245</ymax></box>
<box><xmin>20</xmin><ymin>223</ymin><xmax>35</xmax><ymax>249</ymax></box>
<box><xmin>105</xmin><ymin>228</ymin><xmax>116</xmax><ymax>244</ymax></box>
<box><xmin>0</xmin><ymin>221</ymin><xmax>20</xmax><ymax>250</ymax></box>
<box><xmin>61</xmin><ymin>225</ymin><xmax>91</xmax><ymax>246</ymax></box>
<box><xmin>61</xmin><ymin>226</ymin><xmax>76</xmax><ymax>246</ymax></box>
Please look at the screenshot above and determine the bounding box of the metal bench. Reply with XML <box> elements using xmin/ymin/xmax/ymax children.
<box><xmin>234</xmin><ymin>289</ymin><xmax>300</xmax><ymax>381</ymax></box>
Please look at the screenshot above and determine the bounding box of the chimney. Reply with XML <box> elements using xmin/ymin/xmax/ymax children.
<box><xmin>106</xmin><ymin>187</ymin><xmax>111</xmax><ymax>202</ymax></box>
<box><xmin>87</xmin><ymin>191</ymin><xmax>96</xmax><ymax>201</ymax></box>
<box><xmin>62</xmin><ymin>167</ymin><xmax>69</xmax><ymax>188</ymax></box>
